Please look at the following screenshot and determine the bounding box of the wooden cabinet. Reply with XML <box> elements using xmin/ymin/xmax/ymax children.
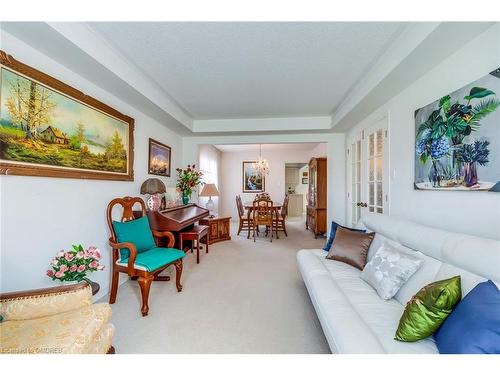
<box><xmin>306</xmin><ymin>157</ymin><xmax>327</xmax><ymax>238</ymax></box>
<box><xmin>199</xmin><ymin>216</ymin><xmax>231</xmax><ymax>245</ymax></box>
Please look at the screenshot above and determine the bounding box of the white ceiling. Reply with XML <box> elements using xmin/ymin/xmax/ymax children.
<box><xmin>89</xmin><ymin>22</ymin><xmax>403</xmax><ymax>119</ymax></box>
<box><xmin>213</xmin><ymin>143</ymin><xmax>321</xmax><ymax>153</ymax></box>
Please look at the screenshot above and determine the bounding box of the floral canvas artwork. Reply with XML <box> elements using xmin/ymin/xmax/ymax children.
<box><xmin>414</xmin><ymin>68</ymin><xmax>500</xmax><ymax>192</ymax></box>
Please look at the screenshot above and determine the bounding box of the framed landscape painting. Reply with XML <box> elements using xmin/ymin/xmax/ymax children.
<box><xmin>0</xmin><ymin>50</ymin><xmax>134</xmax><ymax>181</ymax></box>
<box><xmin>148</xmin><ymin>138</ymin><xmax>171</xmax><ymax>177</ymax></box>
<box><xmin>242</xmin><ymin>161</ymin><xmax>265</xmax><ymax>193</ymax></box>
<box><xmin>414</xmin><ymin>67</ymin><xmax>500</xmax><ymax>192</ymax></box>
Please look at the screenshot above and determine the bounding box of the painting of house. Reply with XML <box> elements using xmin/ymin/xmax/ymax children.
<box><xmin>40</xmin><ymin>126</ymin><xmax>69</xmax><ymax>145</ymax></box>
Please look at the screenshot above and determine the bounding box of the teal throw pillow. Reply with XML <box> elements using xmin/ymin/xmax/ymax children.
<box><xmin>113</xmin><ymin>216</ymin><xmax>156</xmax><ymax>260</ymax></box>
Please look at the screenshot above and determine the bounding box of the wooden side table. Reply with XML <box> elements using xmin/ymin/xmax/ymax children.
<box><xmin>179</xmin><ymin>224</ymin><xmax>209</xmax><ymax>264</ymax></box>
<box><xmin>199</xmin><ymin>216</ymin><xmax>231</xmax><ymax>245</ymax></box>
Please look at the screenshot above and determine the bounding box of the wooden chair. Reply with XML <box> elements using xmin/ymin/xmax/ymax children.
<box><xmin>236</xmin><ymin>195</ymin><xmax>253</xmax><ymax>237</ymax></box>
<box><xmin>273</xmin><ymin>194</ymin><xmax>289</xmax><ymax>237</ymax></box>
<box><xmin>107</xmin><ymin>196</ymin><xmax>185</xmax><ymax>316</ymax></box>
<box><xmin>252</xmin><ymin>197</ymin><xmax>275</xmax><ymax>242</ymax></box>
<box><xmin>255</xmin><ymin>192</ymin><xmax>270</xmax><ymax>201</ymax></box>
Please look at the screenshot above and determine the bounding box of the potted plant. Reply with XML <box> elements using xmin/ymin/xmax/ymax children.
<box><xmin>47</xmin><ymin>245</ymin><xmax>104</xmax><ymax>289</ymax></box>
<box><xmin>175</xmin><ymin>164</ymin><xmax>204</xmax><ymax>205</ymax></box>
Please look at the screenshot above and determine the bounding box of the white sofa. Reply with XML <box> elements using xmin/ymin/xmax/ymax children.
<box><xmin>297</xmin><ymin>213</ymin><xmax>500</xmax><ymax>354</ymax></box>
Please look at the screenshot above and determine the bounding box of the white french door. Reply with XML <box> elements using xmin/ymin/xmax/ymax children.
<box><xmin>347</xmin><ymin>117</ymin><xmax>390</xmax><ymax>226</ymax></box>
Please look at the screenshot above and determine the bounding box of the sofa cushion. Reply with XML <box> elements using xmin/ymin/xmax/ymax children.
<box><xmin>361</xmin><ymin>243</ymin><xmax>423</xmax><ymax>300</ymax></box>
<box><xmin>395</xmin><ymin>276</ymin><xmax>462</xmax><ymax>342</ymax></box>
<box><xmin>322</xmin><ymin>220</ymin><xmax>366</xmax><ymax>252</ymax></box>
<box><xmin>434</xmin><ymin>280</ymin><xmax>500</xmax><ymax>354</ymax></box>
<box><xmin>116</xmin><ymin>247</ymin><xmax>185</xmax><ymax>271</ymax></box>
<box><xmin>113</xmin><ymin>216</ymin><xmax>156</xmax><ymax>260</ymax></box>
<box><xmin>0</xmin><ymin>303</ymin><xmax>112</xmax><ymax>354</ymax></box>
<box><xmin>297</xmin><ymin>249</ymin><xmax>438</xmax><ymax>354</ymax></box>
<box><xmin>326</xmin><ymin>228</ymin><xmax>375</xmax><ymax>270</ymax></box>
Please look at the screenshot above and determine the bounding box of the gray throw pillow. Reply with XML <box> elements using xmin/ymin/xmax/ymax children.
<box><xmin>360</xmin><ymin>243</ymin><xmax>423</xmax><ymax>300</ymax></box>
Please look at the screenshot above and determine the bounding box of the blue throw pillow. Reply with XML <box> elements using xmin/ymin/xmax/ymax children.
<box><xmin>322</xmin><ymin>221</ymin><xmax>366</xmax><ymax>252</ymax></box>
<box><xmin>434</xmin><ymin>280</ymin><xmax>500</xmax><ymax>354</ymax></box>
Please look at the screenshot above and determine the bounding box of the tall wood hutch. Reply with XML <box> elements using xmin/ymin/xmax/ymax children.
<box><xmin>306</xmin><ymin>157</ymin><xmax>327</xmax><ymax>238</ymax></box>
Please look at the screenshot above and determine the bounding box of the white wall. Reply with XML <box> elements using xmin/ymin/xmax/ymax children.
<box><xmin>219</xmin><ymin>147</ymin><xmax>312</xmax><ymax>218</ymax></box>
<box><xmin>198</xmin><ymin>144</ymin><xmax>221</xmax><ymax>215</ymax></box>
<box><xmin>346</xmin><ymin>24</ymin><xmax>500</xmax><ymax>240</ymax></box>
<box><xmin>0</xmin><ymin>31</ymin><xmax>184</xmax><ymax>298</ymax></box>
<box><xmin>183</xmin><ymin>134</ymin><xmax>346</xmax><ymax>228</ymax></box>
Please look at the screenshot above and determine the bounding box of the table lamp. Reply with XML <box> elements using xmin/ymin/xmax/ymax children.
<box><xmin>140</xmin><ymin>178</ymin><xmax>166</xmax><ymax>211</ymax></box>
<box><xmin>199</xmin><ymin>183</ymin><xmax>219</xmax><ymax>217</ymax></box>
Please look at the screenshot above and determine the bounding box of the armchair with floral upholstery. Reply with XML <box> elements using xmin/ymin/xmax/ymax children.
<box><xmin>0</xmin><ymin>282</ymin><xmax>114</xmax><ymax>354</ymax></box>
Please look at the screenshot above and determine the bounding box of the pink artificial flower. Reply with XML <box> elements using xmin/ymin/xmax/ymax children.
<box><xmin>70</xmin><ymin>265</ymin><xmax>78</xmax><ymax>272</ymax></box>
<box><xmin>46</xmin><ymin>270</ymin><xmax>54</xmax><ymax>277</ymax></box>
<box><xmin>83</xmin><ymin>252</ymin><xmax>90</xmax><ymax>260</ymax></box>
<box><xmin>77</xmin><ymin>265</ymin><xmax>86</xmax><ymax>272</ymax></box>
<box><xmin>93</xmin><ymin>249</ymin><xmax>101</xmax><ymax>260</ymax></box>
<box><xmin>50</xmin><ymin>259</ymin><xmax>58</xmax><ymax>266</ymax></box>
<box><xmin>64</xmin><ymin>252</ymin><xmax>74</xmax><ymax>261</ymax></box>
<box><xmin>55</xmin><ymin>271</ymin><xmax>65</xmax><ymax>278</ymax></box>
<box><xmin>97</xmin><ymin>265</ymin><xmax>105</xmax><ymax>271</ymax></box>
<box><xmin>89</xmin><ymin>261</ymin><xmax>98</xmax><ymax>269</ymax></box>
<box><xmin>59</xmin><ymin>264</ymin><xmax>68</xmax><ymax>272</ymax></box>
<box><xmin>76</xmin><ymin>251</ymin><xmax>84</xmax><ymax>259</ymax></box>
<box><xmin>57</xmin><ymin>250</ymin><xmax>65</xmax><ymax>257</ymax></box>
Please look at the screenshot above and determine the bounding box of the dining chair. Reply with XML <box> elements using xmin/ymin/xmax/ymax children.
<box><xmin>236</xmin><ymin>195</ymin><xmax>253</xmax><ymax>237</ymax></box>
<box><xmin>252</xmin><ymin>197</ymin><xmax>275</xmax><ymax>242</ymax></box>
<box><xmin>273</xmin><ymin>194</ymin><xmax>289</xmax><ymax>237</ymax></box>
<box><xmin>106</xmin><ymin>196</ymin><xmax>185</xmax><ymax>316</ymax></box>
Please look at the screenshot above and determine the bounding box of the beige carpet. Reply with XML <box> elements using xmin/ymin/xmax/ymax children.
<box><xmin>102</xmin><ymin>218</ymin><xmax>330</xmax><ymax>353</ymax></box>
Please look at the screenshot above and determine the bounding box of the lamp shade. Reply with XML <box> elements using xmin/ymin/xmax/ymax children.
<box><xmin>199</xmin><ymin>183</ymin><xmax>219</xmax><ymax>197</ymax></box>
<box><xmin>140</xmin><ymin>178</ymin><xmax>166</xmax><ymax>194</ymax></box>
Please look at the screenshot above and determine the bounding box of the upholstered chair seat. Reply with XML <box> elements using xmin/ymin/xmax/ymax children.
<box><xmin>0</xmin><ymin>283</ymin><xmax>114</xmax><ymax>354</ymax></box>
<box><xmin>116</xmin><ymin>247</ymin><xmax>185</xmax><ymax>272</ymax></box>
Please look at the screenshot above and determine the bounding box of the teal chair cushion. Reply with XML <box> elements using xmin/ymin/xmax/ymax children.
<box><xmin>113</xmin><ymin>216</ymin><xmax>156</xmax><ymax>260</ymax></box>
<box><xmin>117</xmin><ymin>247</ymin><xmax>185</xmax><ymax>272</ymax></box>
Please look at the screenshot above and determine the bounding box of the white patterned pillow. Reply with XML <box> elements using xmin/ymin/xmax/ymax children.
<box><xmin>360</xmin><ymin>243</ymin><xmax>423</xmax><ymax>300</ymax></box>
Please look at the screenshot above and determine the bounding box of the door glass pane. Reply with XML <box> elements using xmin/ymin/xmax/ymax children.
<box><xmin>377</xmin><ymin>129</ymin><xmax>383</xmax><ymax>156</ymax></box>
<box><xmin>377</xmin><ymin>207</ymin><xmax>383</xmax><ymax>214</ymax></box>
<box><xmin>369</xmin><ymin>158</ymin><xmax>374</xmax><ymax>181</ymax></box>
<box><xmin>369</xmin><ymin>206</ymin><xmax>375</xmax><ymax>213</ymax></box>
<box><xmin>356</xmin><ymin>183</ymin><xmax>361</xmax><ymax>202</ymax></box>
<box><xmin>356</xmin><ymin>140</ymin><xmax>361</xmax><ymax>160</ymax></box>
<box><xmin>357</xmin><ymin>161</ymin><xmax>361</xmax><ymax>181</ymax></box>
<box><xmin>369</xmin><ymin>134</ymin><xmax>374</xmax><ymax>157</ymax></box>
<box><xmin>377</xmin><ymin>182</ymin><xmax>383</xmax><ymax>206</ymax></box>
<box><xmin>376</xmin><ymin>157</ymin><xmax>382</xmax><ymax>181</ymax></box>
<box><xmin>369</xmin><ymin>182</ymin><xmax>374</xmax><ymax>205</ymax></box>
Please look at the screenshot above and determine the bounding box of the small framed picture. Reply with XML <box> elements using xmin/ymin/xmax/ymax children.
<box><xmin>302</xmin><ymin>171</ymin><xmax>309</xmax><ymax>177</ymax></box>
<box><xmin>148</xmin><ymin>138</ymin><xmax>171</xmax><ymax>177</ymax></box>
<box><xmin>302</xmin><ymin>177</ymin><xmax>309</xmax><ymax>184</ymax></box>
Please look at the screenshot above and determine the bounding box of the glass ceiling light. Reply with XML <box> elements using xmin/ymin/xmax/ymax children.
<box><xmin>253</xmin><ymin>144</ymin><xmax>270</xmax><ymax>175</ymax></box>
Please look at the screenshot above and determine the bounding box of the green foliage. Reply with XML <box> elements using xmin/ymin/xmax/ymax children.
<box><xmin>464</xmin><ymin>87</ymin><xmax>496</xmax><ymax>101</ymax></box>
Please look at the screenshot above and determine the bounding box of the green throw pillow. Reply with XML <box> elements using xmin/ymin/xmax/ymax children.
<box><xmin>395</xmin><ymin>276</ymin><xmax>462</xmax><ymax>342</ymax></box>
<box><xmin>112</xmin><ymin>216</ymin><xmax>156</xmax><ymax>260</ymax></box>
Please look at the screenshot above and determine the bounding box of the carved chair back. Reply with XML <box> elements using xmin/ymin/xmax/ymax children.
<box><xmin>254</xmin><ymin>192</ymin><xmax>270</xmax><ymax>201</ymax></box>
<box><xmin>106</xmin><ymin>196</ymin><xmax>147</xmax><ymax>243</ymax></box>
<box><xmin>252</xmin><ymin>197</ymin><xmax>273</xmax><ymax>226</ymax></box>
<box><xmin>280</xmin><ymin>195</ymin><xmax>289</xmax><ymax>219</ymax></box>
<box><xmin>236</xmin><ymin>195</ymin><xmax>245</xmax><ymax>218</ymax></box>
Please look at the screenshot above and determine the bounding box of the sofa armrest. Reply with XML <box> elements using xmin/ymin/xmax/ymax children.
<box><xmin>0</xmin><ymin>282</ymin><xmax>92</xmax><ymax>321</ymax></box>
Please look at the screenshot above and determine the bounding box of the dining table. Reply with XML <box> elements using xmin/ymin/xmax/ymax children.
<box><xmin>243</xmin><ymin>201</ymin><xmax>283</xmax><ymax>239</ymax></box>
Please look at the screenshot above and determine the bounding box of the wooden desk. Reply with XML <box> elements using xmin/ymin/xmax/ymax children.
<box><xmin>199</xmin><ymin>216</ymin><xmax>231</xmax><ymax>245</ymax></box>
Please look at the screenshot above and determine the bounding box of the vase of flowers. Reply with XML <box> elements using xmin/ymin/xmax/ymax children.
<box><xmin>457</xmin><ymin>140</ymin><xmax>490</xmax><ymax>187</ymax></box>
<box><xmin>47</xmin><ymin>244</ymin><xmax>104</xmax><ymax>285</ymax></box>
<box><xmin>175</xmin><ymin>164</ymin><xmax>203</xmax><ymax>205</ymax></box>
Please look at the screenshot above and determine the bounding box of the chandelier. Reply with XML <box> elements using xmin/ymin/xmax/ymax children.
<box><xmin>253</xmin><ymin>144</ymin><xmax>270</xmax><ymax>175</ymax></box>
